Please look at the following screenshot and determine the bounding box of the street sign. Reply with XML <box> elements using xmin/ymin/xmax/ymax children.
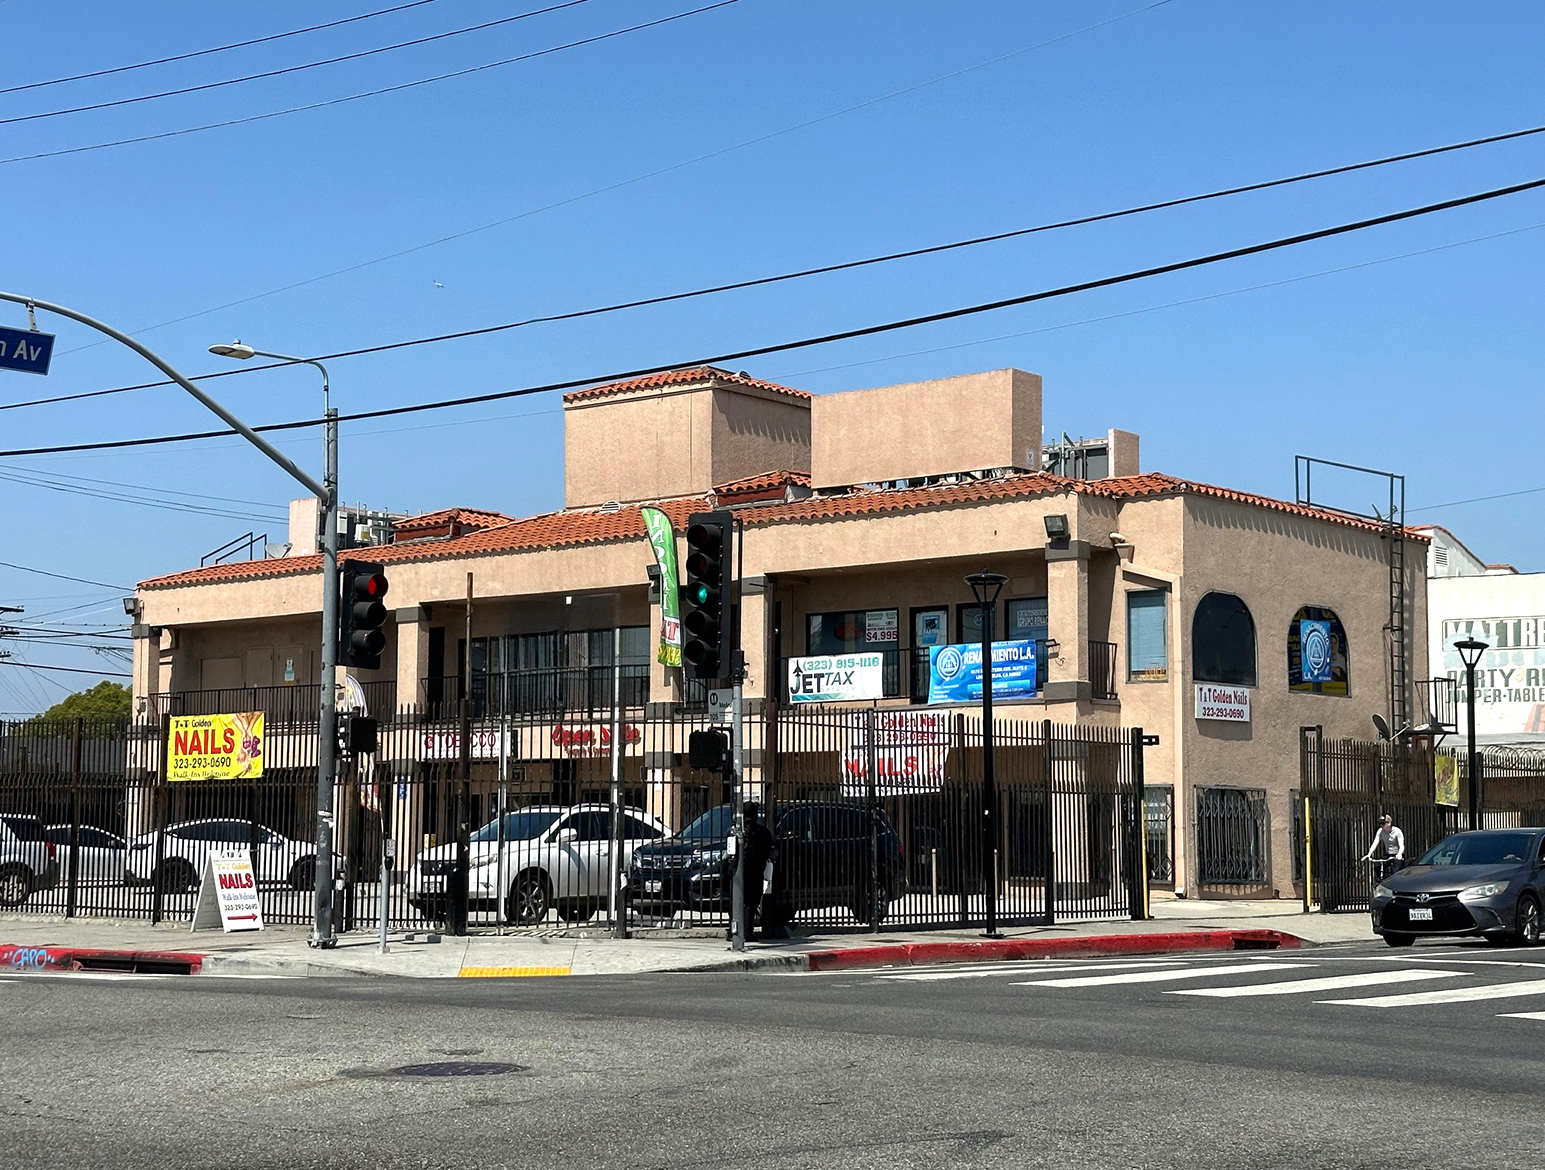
<box><xmin>706</xmin><ymin>687</ymin><xmax>733</xmax><ymax>725</ymax></box>
<box><xmin>0</xmin><ymin>325</ymin><xmax>54</xmax><ymax>376</ymax></box>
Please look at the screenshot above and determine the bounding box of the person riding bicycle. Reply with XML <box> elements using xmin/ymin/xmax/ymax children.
<box><xmin>1363</xmin><ymin>814</ymin><xmax>1405</xmax><ymax>875</ymax></box>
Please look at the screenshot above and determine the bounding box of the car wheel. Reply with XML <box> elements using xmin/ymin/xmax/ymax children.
<box><xmin>0</xmin><ymin>863</ymin><xmax>32</xmax><ymax>907</ymax></box>
<box><xmin>1518</xmin><ymin>894</ymin><xmax>1542</xmax><ymax>946</ymax></box>
<box><xmin>154</xmin><ymin>859</ymin><xmax>198</xmax><ymax>895</ymax></box>
<box><xmin>506</xmin><ymin>871</ymin><xmax>550</xmax><ymax>925</ymax></box>
<box><xmin>1383</xmin><ymin>932</ymin><xmax>1415</xmax><ymax>948</ymax></box>
<box><xmin>288</xmin><ymin>858</ymin><xmax>317</xmax><ymax>891</ymax></box>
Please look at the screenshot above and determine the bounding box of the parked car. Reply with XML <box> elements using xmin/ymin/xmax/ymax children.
<box><xmin>0</xmin><ymin>813</ymin><xmax>59</xmax><ymax>907</ymax></box>
<box><xmin>627</xmin><ymin>801</ymin><xmax>908</xmax><ymax>927</ymax></box>
<box><xmin>1372</xmin><ymin>828</ymin><xmax>1545</xmax><ymax>947</ymax></box>
<box><xmin>125</xmin><ymin>819</ymin><xmax>327</xmax><ymax>893</ymax></box>
<box><xmin>44</xmin><ymin>824</ymin><xmax>127</xmax><ymax>886</ymax></box>
<box><xmin>407</xmin><ymin>804</ymin><xmax>667</xmax><ymax>925</ymax></box>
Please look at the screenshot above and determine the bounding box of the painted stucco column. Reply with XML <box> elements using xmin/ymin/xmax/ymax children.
<box><xmin>738</xmin><ymin>578</ymin><xmax>772</xmax><ymax>703</ymax></box>
<box><xmin>129</xmin><ymin>622</ymin><xmax>161</xmax><ymax>719</ymax></box>
<box><xmin>393</xmin><ymin>606</ymin><xmax>430</xmax><ymax>712</ymax></box>
<box><xmin>1045</xmin><ymin>542</ymin><xmax>1091</xmax><ymax>701</ymax></box>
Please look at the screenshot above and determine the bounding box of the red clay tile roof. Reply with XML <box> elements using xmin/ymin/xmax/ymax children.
<box><xmin>139</xmin><ymin>471</ymin><xmax>1424</xmax><ymax>590</ymax></box>
<box><xmin>392</xmin><ymin>506</ymin><xmax>515</xmax><ymax>534</ymax></box>
<box><xmin>713</xmin><ymin>470</ymin><xmax>811</xmax><ymax>503</ymax></box>
<box><xmin>562</xmin><ymin>366</ymin><xmax>811</xmax><ymax>404</ymax></box>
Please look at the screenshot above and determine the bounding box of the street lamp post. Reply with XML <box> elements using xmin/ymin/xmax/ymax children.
<box><xmin>210</xmin><ymin>342</ymin><xmax>340</xmax><ymax>948</ymax></box>
<box><xmin>1454</xmin><ymin>637</ymin><xmax>1489</xmax><ymax>832</ymax></box>
<box><xmin>965</xmin><ymin>571</ymin><xmax>1007</xmax><ymax>938</ymax></box>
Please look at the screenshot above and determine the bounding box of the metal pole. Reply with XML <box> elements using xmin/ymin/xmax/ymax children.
<box><xmin>496</xmin><ymin>712</ymin><xmax>509</xmax><ymax>935</ymax></box>
<box><xmin>608</xmin><ymin>622</ymin><xmax>626</xmax><ymax>938</ymax></box>
<box><xmin>1467</xmin><ymin>659</ymin><xmax>1480</xmax><ymax>831</ymax></box>
<box><xmin>377</xmin><ymin>764</ymin><xmax>391</xmax><ymax>955</ymax></box>
<box><xmin>450</xmin><ymin>573</ymin><xmax>473</xmax><ymax>934</ymax></box>
<box><xmin>313</xmin><ymin>405</ymin><xmax>340</xmax><ymax>946</ymax></box>
<box><xmin>981</xmin><ymin>602</ymin><xmax>998</xmax><ymax>938</ymax></box>
<box><xmin>65</xmin><ymin>717</ymin><xmax>82</xmax><ymax>920</ymax></box>
<box><xmin>730</xmin><ymin>678</ymin><xmax>745</xmax><ymax>951</ymax></box>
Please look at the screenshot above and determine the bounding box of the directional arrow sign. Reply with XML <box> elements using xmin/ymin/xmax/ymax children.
<box><xmin>0</xmin><ymin>324</ymin><xmax>54</xmax><ymax>375</ymax></box>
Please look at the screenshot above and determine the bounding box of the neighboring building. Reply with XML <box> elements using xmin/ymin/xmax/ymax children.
<box><xmin>131</xmin><ymin>366</ymin><xmax>1429</xmax><ymax>899</ymax></box>
<box><xmin>1416</xmin><ymin>523</ymin><xmax>1544</xmax><ymax>748</ymax></box>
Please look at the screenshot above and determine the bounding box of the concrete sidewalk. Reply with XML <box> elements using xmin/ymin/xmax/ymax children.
<box><xmin>0</xmin><ymin>896</ymin><xmax>1376</xmax><ymax>978</ymax></box>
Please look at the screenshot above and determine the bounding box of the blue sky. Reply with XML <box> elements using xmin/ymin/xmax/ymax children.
<box><xmin>1</xmin><ymin>0</ymin><xmax>1542</xmax><ymax>711</ymax></box>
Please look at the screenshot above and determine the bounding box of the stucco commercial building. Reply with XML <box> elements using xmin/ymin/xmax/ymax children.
<box><xmin>1419</xmin><ymin>524</ymin><xmax>1545</xmax><ymax>749</ymax></box>
<box><xmin>132</xmin><ymin>366</ymin><xmax>1428</xmax><ymax>898</ymax></box>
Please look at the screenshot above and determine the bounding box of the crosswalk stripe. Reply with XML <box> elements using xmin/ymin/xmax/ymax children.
<box><xmin>1498</xmin><ymin>1011</ymin><xmax>1545</xmax><ymax>1021</ymax></box>
<box><xmin>1014</xmin><ymin>962</ymin><xmax>1312</xmax><ymax>988</ymax></box>
<box><xmin>1169</xmin><ymin>968</ymin><xmax>1468</xmax><ymax>998</ymax></box>
<box><xmin>878</xmin><ymin>959</ymin><xmax>1188</xmax><ymax>982</ymax></box>
<box><xmin>1321</xmin><ymin>977</ymin><xmax>1545</xmax><ymax>1007</ymax></box>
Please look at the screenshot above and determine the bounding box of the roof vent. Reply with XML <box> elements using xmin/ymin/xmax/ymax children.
<box><xmin>599</xmin><ymin>500</ymin><xmax>621</xmax><ymax>513</ymax></box>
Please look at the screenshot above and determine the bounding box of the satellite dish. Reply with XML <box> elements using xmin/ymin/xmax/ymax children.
<box><xmin>1372</xmin><ymin>713</ymin><xmax>1392</xmax><ymax>741</ymax></box>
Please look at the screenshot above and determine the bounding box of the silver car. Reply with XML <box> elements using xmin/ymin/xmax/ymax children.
<box><xmin>0</xmin><ymin>814</ymin><xmax>60</xmax><ymax>907</ymax></box>
<box><xmin>44</xmin><ymin>824</ymin><xmax>128</xmax><ymax>886</ymax></box>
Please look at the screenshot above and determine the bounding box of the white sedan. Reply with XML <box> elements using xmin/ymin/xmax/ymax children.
<box><xmin>407</xmin><ymin>804</ymin><xmax>666</xmax><ymax>924</ymax></box>
<box><xmin>44</xmin><ymin>824</ymin><xmax>127</xmax><ymax>885</ymax></box>
<box><xmin>126</xmin><ymin>818</ymin><xmax>327</xmax><ymax>893</ymax></box>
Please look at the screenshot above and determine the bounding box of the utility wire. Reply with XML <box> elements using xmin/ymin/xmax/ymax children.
<box><xmin>53</xmin><ymin>0</ymin><xmax>1176</xmax><ymax>349</ymax></box>
<box><xmin>0</xmin><ymin>1</ymin><xmax>741</xmax><ymax>167</ymax></box>
<box><xmin>0</xmin><ymin>561</ymin><xmax>129</xmax><ymax>590</ymax></box>
<box><xmin>2</xmin><ymin>465</ymin><xmax>285</xmax><ymax>509</ymax></box>
<box><xmin>8</xmin><ymin>115</ymin><xmax>1545</xmax><ymax>416</ymax></box>
<box><xmin>0</xmin><ymin>469</ymin><xmax>284</xmax><ymax>523</ymax></box>
<box><xmin>4</xmin><ymin>172</ymin><xmax>1544</xmax><ymax>460</ymax></box>
<box><xmin>0</xmin><ymin>0</ymin><xmax>445</xmax><ymax>96</ymax></box>
<box><xmin>0</xmin><ymin>660</ymin><xmax>131</xmax><ymax>678</ymax></box>
<box><xmin>0</xmin><ymin>1</ymin><xmax>595</xmax><ymax>127</ymax></box>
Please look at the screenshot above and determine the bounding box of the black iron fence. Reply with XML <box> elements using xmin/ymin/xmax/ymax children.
<box><xmin>1089</xmin><ymin>641</ymin><xmax>1118</xmax><ymax>701</ymax></box>
<box><xmin>1299</xmin><ymin>727</ymin><xmax>1545</xmax><ymax>913</ymax></box>
<box><xmin>0</xmin><ymin>702</ymin><xmax>1148</xmax><ymax>934</ymax></box>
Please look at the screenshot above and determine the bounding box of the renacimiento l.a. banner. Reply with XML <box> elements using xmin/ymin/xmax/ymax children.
<box><xmin>639</xmin><ymin>506</ymin><xmax>683</xmax><ymax>667</ymax></box>
<box><xmin>166</xmin><ymin>712</ymin><xmax>265</xmax><ymax>782</ymax></box>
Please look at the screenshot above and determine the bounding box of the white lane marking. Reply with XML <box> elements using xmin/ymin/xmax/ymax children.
<box><xmin>877</xmin><ymin>960</ymin><xmax>1189</xmax><ymax>982</ymax></box>
<box><xmin>1170</xmin><ymin>968</ymin><xmax>1469</xmax><ymax>998</ymax></box>
<box><xmin>1322</xmin><ymin>978</ymin><xmax>1545</xmax><ymax>1007</ymax></box>
<box><xmin>1498</xmin><ymin>1011</ymin><xmax>1545</xmax><ymax>1021</ymax></box>
<box><xmin>1014</xmin><ymin>962</ymin><xmax>1312</xmax><ymax>988</ymax></box>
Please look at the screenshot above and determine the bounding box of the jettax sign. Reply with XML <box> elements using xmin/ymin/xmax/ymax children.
<box><xmin>787</xmin><ymin>653</ymin><xmax>885</xmax><ymax>703</ymax></box>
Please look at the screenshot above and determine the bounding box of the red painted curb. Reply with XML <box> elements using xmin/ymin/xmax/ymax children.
<box><xmin>0</xmin><ymin>944</ymin><xmax>205</xmax><ymax>975</ymax></box>
<box><xmin>804</xmin><ymin>929</ymin><xmax>1302</xmax><ymax>972</ymax></box>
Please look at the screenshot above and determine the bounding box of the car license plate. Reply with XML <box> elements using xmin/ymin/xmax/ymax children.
<box><xmin>1409</xmin><ymin>907</ymin><xmax>1433</xmax><ymax>921</ymax></box>
<box><xmin>421</xmin><ymin>877</ymin><xmax>443</xmax><ymax>892</ymax></box>
<box><xmin>646</xmin><ymin>880</ymin><xmax>662</xmax><ymax>893</ymax></box>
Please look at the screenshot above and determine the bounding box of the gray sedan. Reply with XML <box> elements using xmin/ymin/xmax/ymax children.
<box><xmin>1372</xmin><ymin>828</ymin><xmax>1545</xmax><ymax>947</ymax></box>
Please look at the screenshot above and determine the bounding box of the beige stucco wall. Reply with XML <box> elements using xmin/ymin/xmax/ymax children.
<box><xmin>1177</xmin><ymin>497</ymin><xmax>1429</xmax><ymax>896</ymax></box>
<box><xmin>809</xmin><ymin>369</ymin><xmax>1043</xmax><ymax>489</ymax></box>
<box><xmin>563</xmin><ymin>382</ymin><xmax>812</xmax><ymax>507</ymax></box>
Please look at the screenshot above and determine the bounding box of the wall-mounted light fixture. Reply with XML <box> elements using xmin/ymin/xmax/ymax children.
<box><xmin>122</xmin><ymin>596</ymin><xmax>142</xmax><ymax>618</ymax></box>
<box><xmin>1043</xmin><ymin>514</ymin><xmax>1070</xmax><ymax>541</ymax></box>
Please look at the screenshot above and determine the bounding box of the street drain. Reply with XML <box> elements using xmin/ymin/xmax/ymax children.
<box><xmin>340</xmin><ymin>1061</ymin><xmax>528</xmax><ymax>1079</ymax></box>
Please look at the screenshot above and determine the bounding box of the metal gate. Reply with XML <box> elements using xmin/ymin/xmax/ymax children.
<box><xmin>1194</xmin><ymin>786</ymin><xmax>1270</xmax><ymax>896</ymax></box>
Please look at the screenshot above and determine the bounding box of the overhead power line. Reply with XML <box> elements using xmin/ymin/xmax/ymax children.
<box><xmin>0</xmin><ymin>561</ymin><xmax>129</xmax><ymax>590</ymax></box>
<box><xmin>4</xmin><ymin>173</ymin><xmax>1543</xmax><ymax>460</ymax></box>
<box><xmin>0</xmin><ymin>0</ymin><xmax>595</xmax><ymax>128</ymax></box>
<box><xmin>7</xmin><ymin>118</ymin><xmax>1545</xmax><ymax>417</ymax></box>
<box><xmin>0</xmin><ymin>1</ymin><xmax>445</xmax><ymax>96</ymax></box>
<box><xmin>0</xmin><ymin>467</ymin><xmax>284</xmax><ymax>522</ymax></box>
<box><xmin>0</xmin><ymin>1</ymin><xmax>741</xmax><ymax>167</ymax></box>
<box><xmin>46</xmin><ymin>0</ymin><xmax>1176</xmax><ymax>351</ymax></box>
<box><xmin>0</xmin><ymin>660</ymin><xmax>130</xmax><ymax>679</ymax></box>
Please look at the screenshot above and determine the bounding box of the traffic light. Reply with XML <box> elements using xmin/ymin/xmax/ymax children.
<box><xmin>340</xmin><ymin>559</ymin><xmax>390</xmax><ymax>670</ymax></box>
<box><xmin>682</xmin><ymin>510</ymin><xmax>732</xmax><ymax>681</ymax></box>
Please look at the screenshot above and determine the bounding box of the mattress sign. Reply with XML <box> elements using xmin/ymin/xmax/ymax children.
<box><xmin>1195</xmin><ymin>684</ymin><xmax>1252</xmax><ymax>723</ymax></box>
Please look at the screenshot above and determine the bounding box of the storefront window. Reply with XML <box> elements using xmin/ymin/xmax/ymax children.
<box><xmin>1287</xmin><ymin>606</ymin><xmax>1349</xmax><ymax>696</ymax></box>
<box><xmin>1127</xmin><ymin>590</ymin><xmax>1168</xmax><ymax>681</ymax></box>
<box><xmin>807</xmin><ymin>609</ymin><xmax>899</xmax><ymax>655</ymax></box>
<box><xmin>1006</xmin><ymin>597</ymin><xmax>1048</xmax><ymax>691</ymax></box>
<box><xmin>1192</xmin><ymin>591</ymin><xmax>1256</xmax><ymax>687</ymax></box>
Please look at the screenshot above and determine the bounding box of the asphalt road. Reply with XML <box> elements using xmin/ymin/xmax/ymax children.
<box><xmin>4</xmin><ymin>939</ymin><xmax>1545</xmax><ymax>1169</ymax></box>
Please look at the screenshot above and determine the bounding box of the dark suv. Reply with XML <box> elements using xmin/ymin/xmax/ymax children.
<box><xmin>627</xmin><ymin>801</ymin><xmax>907</xmax><ymax>926</ymax></box>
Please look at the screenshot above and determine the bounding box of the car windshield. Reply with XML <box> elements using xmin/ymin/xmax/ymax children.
<box><xmin>1418</xmin><ymin>832</ymin><xmax>1537</xmax><ymax>867</ymax></box>
<box><xmin>678</xmin><ymin>806</ymin><xmax>733</xmax><ymax>842</ymax></box>
<box><xmin>470</xmin><ymin>810</ymin><xmax>562</xmax><ymax>843</ymax></box>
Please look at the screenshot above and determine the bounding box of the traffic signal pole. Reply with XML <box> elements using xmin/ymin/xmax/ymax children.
<box><xmin>729</xmin><ymin>517</ymin><xmax>746</xmax><ymax>953</ymax></box>
<box><xmin>0</xmin><ymin>295</ymin><xmax>342</xmax><ymax>947</ymax></box>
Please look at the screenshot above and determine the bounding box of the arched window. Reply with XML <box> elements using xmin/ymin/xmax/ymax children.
<box><xmin>1192</xmin><ymin>592</ymin><xmax>1256</xmax><ymax>686</ymax></box>
<box><xmin>1287</xmin><ymin>605</ymin><xmax>1349</xmax><ymax>696</ymax></box>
